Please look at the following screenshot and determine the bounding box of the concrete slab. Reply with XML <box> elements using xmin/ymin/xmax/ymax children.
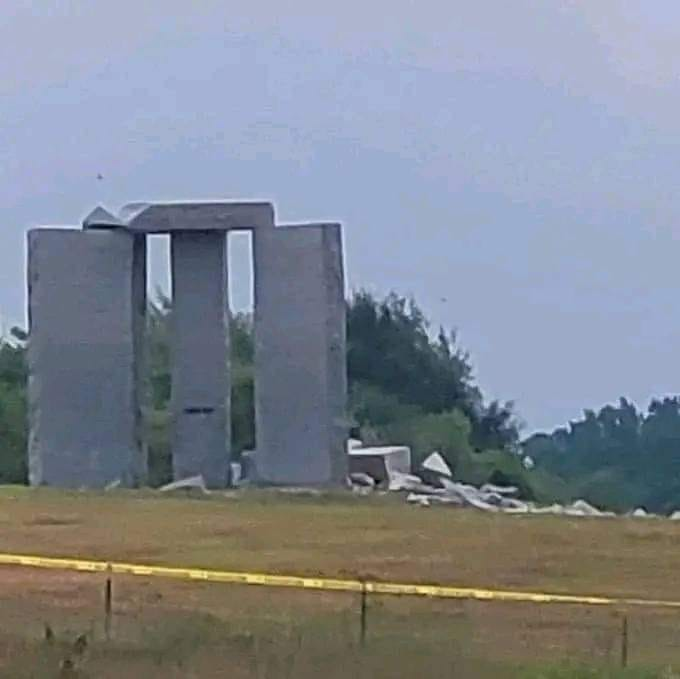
<box><xmin>120</xmin><ymin>201</ymin><xmax>275</xmax><ymax>233</ymax></box>
<box><xmin>27</xmin><ymin>228</ymin><xmax>146</xmax><ymax>488</ymax></box>
<box><xmin>254</xmin><ymin>223</ymin><xmax>348</xmax><ymax>485</ymax></box>
<box><xmin>82</xmin><ymin>206</ymin><xmax>124</xmax><ymax>230</ymax></box>
<box><xmin>170</xmin><ymin>231</ymin><xmax>230</xmax><ymax>487</ymax></box>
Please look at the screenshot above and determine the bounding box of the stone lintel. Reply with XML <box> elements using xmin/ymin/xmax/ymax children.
<box><xmin>119</xmin><ymin>201</ymin><xmax>275</xmax><ymax>233</ymax></box>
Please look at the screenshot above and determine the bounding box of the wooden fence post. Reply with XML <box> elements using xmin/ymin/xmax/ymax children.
<box><xmin>104</xmin><ymin>564</ymin><xmax>113</xmax><ymax>641</ymax></box>
<box><xmin>621</xmin><ymin>614</ymin><xmax>628</xmax><ymax>669</ymax></box>
<box><xmin>360</xmin><ymin>582</ymin><xmax>368</xmax><ymax>647</ymax></box>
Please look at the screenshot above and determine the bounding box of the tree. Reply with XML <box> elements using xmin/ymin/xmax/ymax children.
<box><xmin>523</xmin><ymin>396</ymin><xmax>680</xmax><ymax>512</ymax></box>
<box><xmin>347</xmin><ymin>291</ymin><xmax>521</xmax><ymax>451</ymax></box>
<box><xmin>0</xmin><ymin>333</ymin><xmax>28</xmax><ymax>484</ymax></box>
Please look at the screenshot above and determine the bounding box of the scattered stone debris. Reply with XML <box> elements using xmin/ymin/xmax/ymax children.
<box><xmin>419</xmin><ymin>452</ymin><xmax>453</xmax><ymax>487</ymax></box>
<box><xmin>480</xmin><ymin>483</ymin><xmax>518</xmax><ymax>496</ymax></box>
<box><xmin>159</xmin><ymin>475</ymin><xmax>208</xmax><ymax>494</ymax></box>
<box><xmin>529</xmin><ymin>503</ymin><xmax>565</xmax><ymax>516</ymax></box>
<box><xmin>104</xmin><ymin>479</ymin><xmax>121</xmax><ymax>491</ymax></box>
<box><xmin>349</xmin><ymin>472</ymin><xmax>376</xmax><ymax>497</ymax></box>
<box><xmin>349</xmin><ymin>472</ymin><xmax>376</xmax><ymax>488</ymax></box>
<box><xmin>348</xmin><ymin>444</ymin><xmax>411</xmax><ymax>487</ymax></box>
<box><xmin>564</xmin><ymin>499</ymin><xmax>604</xmax><ymax>517</ymax></box>
<box><xmin>406</xmin><ymin>493</ymin><xmax>463</xmax><ymax>508</ymax></box>
<box><xmin>346</xmin><ymin>450</ymin><xmax>629</xmax><ymax>518</ymax></box>
<box><xmin>230</xmin><ymin>462</ymin><xmax>242</xmax><ymax>486</ymax></box>
<box><xmin>388</xmin><ymin>472</ymin><xmax>435</xmax><ymax>493</ymax></box>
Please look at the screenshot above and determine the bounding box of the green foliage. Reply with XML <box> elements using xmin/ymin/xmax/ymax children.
<box><xmin>347</xmin><ymin>291</ymin><xmax>478</xmax><ymax>415</ymax></box>
<box><xmin>230</xmin><ymin>313</ymin><xmax>255</xmax><ymax>456</ymax></box>
<box><xmin>347</xmin><ymin>291</ymin><xmax>521</xmax><ymax>453</ymax></box>
<box><xmin>147</xmin><ymin>408</ymin><xmax>172</xmax><ymax>488</ymax></box>
<box><xmin>388</xmin><ymin>409</ymin><xmax>474</xmax><ymax>470</ymax></box>
<box><xmin>524</xmin><ymin>396</ymin><xmax>680</xmax><ymax>512</ymax></box>
<box><xmin>0</xmin><ymin>335</ymin><xmax>27</xmax><ymax>484</ymax></box>
<box><xmin>349</xmin><ymin>382</ymin><xmax>424</xmax><ymax>443</ymax></box>
<box><xmin>147</xmin><ymin>293</ymin><xmax>172</xmax><ymax>409</ymax></box>
<box><xmin>455</xmin><ymin>447</ymin><xmax>536</xmax><ymax>500</ymax></box>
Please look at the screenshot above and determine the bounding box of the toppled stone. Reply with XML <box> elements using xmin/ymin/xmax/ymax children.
<box><xmin>439</xmin><ymin>478</ymin><xmax>499</xmax><ymax>512</ymax></box>
<box><xmin>349</xmin><ymin>472</ymin><xmax>376</xmax><ymax>488</ymax></box>
<box><xmin>388</xmin><ymin>472</ymin><xmax>436</xmax><ymax>493</ymax></box>
<box><xmin>421</xmin><ymin>452</ymin><xmax>452</xmax><ymax>478</ymax></box>
<box><xmin>481</xmin><ymin>492</ymin><xmax>505</xmax><ymax>507</ymax></box>
<box><xmin>529</xmin><ymin>503</ymin><xmax>565</xmax><ymax>515</ymax></box>
<box><xmin>350</xmin><ymin>446</ymin><xmax>411</xmax><ymax>487</ymax></box>
<box><xmin>502</xmin><ymin>502</ymin><xmax>530</xmax><ymax>514</ymax></box>
<box><xmin>407</xmin><ymin>493</ymin><xmax>432</xmax><ymax>507</ymax></box>
<box><xmin>160</xmin><ymin>475</ymin><xmax>208</xmax><ymax>494</ymax></box>
<box><xmin>480</xmin><ymin>483</ymin><xmax>518</xmax><ymax>497</ymax></box>
<box><xmin>630</xmin><ymin>508</ymin><xmax>652</xmax><ymax>518</ymax></box>
<box><xmin>499</xmin><ymin>498</ymin><xmax>530</xmax><ymax>512</ymax></box>
<box><xmin>568</xmin><ymin>499</ymin><xmax>603</xmax><ymax>517</ymax></box>
<box><xmin>406</xmin><ymin>493</ymin><xmax>463</xmax><ymax>508</ymax></box>
<box><xmin>230</xmin><ymin>462</ymin><xmax>242</xmax><ymax>487</ymax></box>
<box><xmin>105</xmin><ymin>479</ymin><xmax>122</xmax><ymax>491</ymax></box>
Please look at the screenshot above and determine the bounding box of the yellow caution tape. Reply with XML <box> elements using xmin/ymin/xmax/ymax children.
<box><xmin>0</xmin><ymin>551</ymin><xmax>679</xmax><ymax>609</ymax></box>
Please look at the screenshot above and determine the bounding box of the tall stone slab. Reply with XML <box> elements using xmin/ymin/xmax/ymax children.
<box><xmin>254</xmin><ymin>223</ymin><xmax>348</xmax><ymax>485</ymax></box>
<box><xmin>27</xmin><ymin>228</ymin><xmax>146</xmax><ymax>487</ymax></box>
<box><xmin>170</xmin><ymin>231</ymin><xmax>230</xmax><ymax>487</ymax></box>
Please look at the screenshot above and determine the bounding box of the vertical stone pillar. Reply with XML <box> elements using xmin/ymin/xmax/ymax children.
<box><xmin>27</xmin><ymin>228</ymin><xmax>146</xmax><ymax>487</ymax></box>
<box><xmin>254</xmin><ymin>223</ymin><xmax>348</xmax><ymax>485</ymax></box>
<box><xmin>170</xmin><ymin>231</ymin><xmax>230</xmax><ymax>487</ymax></box>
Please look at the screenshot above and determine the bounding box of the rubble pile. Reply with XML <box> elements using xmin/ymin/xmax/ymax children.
<box><xmin>347</xmin><ymin>446</ymin><xmax>660</xmax><ymax>519</ymax></box>
<box><xmin>173</xmin><ymin>443</ymin><xmax>677</xmax><ymax>520</ymax></box>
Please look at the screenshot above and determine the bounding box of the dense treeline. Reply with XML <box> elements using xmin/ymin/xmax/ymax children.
<box><xmin>524</xmin><ymin>398</ymin><xmax>680</xmax><ymax>513</ymax></box>
<box><xmin>0</xmin><ymin>291</ymin><xmax>526</xmax><ymax>490</ymax></box>
<box><xmin>0</xmin><ymin>328</ymin><xmax>27</xmax><ymax>484</ymax></box>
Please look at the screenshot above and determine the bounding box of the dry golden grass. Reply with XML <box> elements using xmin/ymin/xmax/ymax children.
<box><xmin>1</xmin><ymin>486</ymin><xmax>680</xmax><ymax>677</ymax></box>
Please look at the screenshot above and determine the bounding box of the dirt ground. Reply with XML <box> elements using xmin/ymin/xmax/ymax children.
<box><xmin>1</xmin><ymin>486</ymin><xmax>680</xmax><ymax>677</ymax></box>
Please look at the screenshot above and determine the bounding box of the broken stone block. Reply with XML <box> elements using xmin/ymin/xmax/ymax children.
<box><xmin>159</xmin><ymin>475</ymin><xmax>208</xmax><ymax>493</ymax></box>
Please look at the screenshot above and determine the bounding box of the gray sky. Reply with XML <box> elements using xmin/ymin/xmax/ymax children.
<box><xmin>2</xmin><ymin>1</ymin><xmax>680</xmax><ymax>433</ymax></box>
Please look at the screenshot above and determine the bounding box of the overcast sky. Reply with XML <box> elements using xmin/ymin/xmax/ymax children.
<box><xmin>2</xmin><ymin>1</ymin><xmax>680</xmax><ymax>433</ymax></box>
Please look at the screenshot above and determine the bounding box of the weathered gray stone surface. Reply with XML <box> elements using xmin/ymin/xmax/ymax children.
<box><xmin>170</xmin><ymin>231</ymin><xmax>230</xmax><ymax>487</ymax></box>
<box><xmin>254</xmin><ymin>223</ymin><xmax>348</xmax><ymax>485</ymax></box>
<box><xmin>120</xmin><ymin>201</ymin><xmax>275</xmax><ymax>233</ymax></box>
<box><xmin>27</xmin><ymin>228</ymin><xmax>146</xmax><ymax>488</ymax></box>
<box><xmin>82</xmin><ymin>206</ymin><xmax>123</xmax><ymax>230</ymax></box>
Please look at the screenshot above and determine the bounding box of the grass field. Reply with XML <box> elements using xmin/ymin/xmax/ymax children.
<box><xmin>1</xmin><ymin>486</ymin><xmax>680</xmax><ymax>678</ymax></box>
